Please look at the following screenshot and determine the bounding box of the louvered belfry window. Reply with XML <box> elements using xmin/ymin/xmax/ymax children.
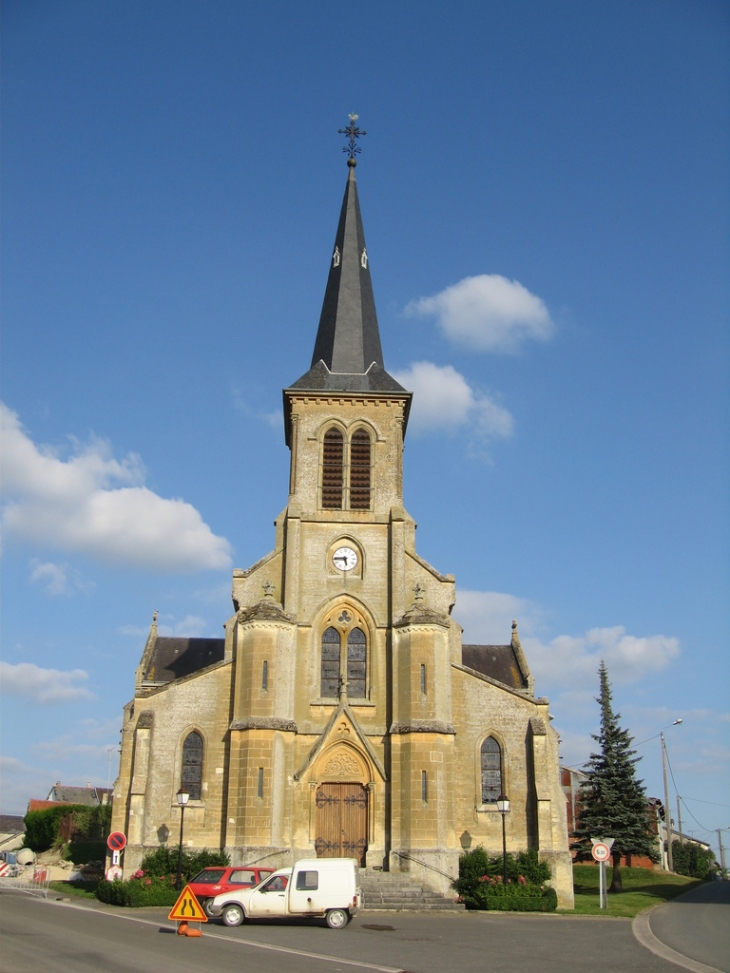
<box><xmin>322</xmin><ymin>429</ymin><xmax>344</xmax><ymax>509</ymax></box>
<box><xmin>181</xmin><ymin>731</ymin><xmax>203</xmax><ymax>801</ymax></box>
<box><xmin>480</xmin><ymin>737</ymin><xmax>502</xmax><ymax>803</ymax></box>
<box><xmin>346</xmin><ymin>628</ymin><xmax>367</xmax><ymax>698</ymax></box>
<box><xmin>320</xmin><ymin>627</ymin><xmax>341</xmax><ymax>697</ymax></box>
<box><xmin>349</xmin><ymin>429</ymin><xmax>371</xmax><ymax>509</ymax></box>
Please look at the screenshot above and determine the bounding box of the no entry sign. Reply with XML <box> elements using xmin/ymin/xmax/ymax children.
<box><xmin>107</xmin><ymin>832</ymin><xmax>127</xmax><ymax>852</ymax></box>
<box><xmin>592</xmin><ymin>842</ymin><xmax>610</xmax><ymax>862</ymax></box>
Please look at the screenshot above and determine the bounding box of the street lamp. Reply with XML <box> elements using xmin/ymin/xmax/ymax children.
<box><xmin>176</xmin><ymin>787</ymin><xmax>190</xmax><ymax>890</ymax></box>
<box><xmin>496</xmin><ymin>793</ymin><xmax>510</xmax><ymax>885</ymax></box>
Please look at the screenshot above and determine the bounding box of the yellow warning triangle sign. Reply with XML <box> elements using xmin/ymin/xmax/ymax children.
<box><xmin>168</xmin><ymin>884</ymin><xmax>208</xmax><ymax>922</ymax></box>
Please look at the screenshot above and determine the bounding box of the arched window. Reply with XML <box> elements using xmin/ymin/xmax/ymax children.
<box><xmin>181</xmin><ymin>731</ymin><xmax>203</xmax><ymax>801</ymax></box>
<box><xmin>349</xmin><ymin>430</ymin><xmax>371</xmax><ymax>509</ymax></box>
<box><xmin>322</xmin><ymin>429</ymin><xmax>344</xmax><ymax>509</ymax></box>
<box><xmin>320</xmin><ymin>627</ymin><xmax>341</xmax><ymax>697</ymax></box>
<box><xmin>346</xmin><ymin>628</ymin><xmax>367</xmax><ymax>698</ymax></box>
<box><xmin>480</xmin><ymin>737</ymin><xmax>502</xmax><ymax>803</ymax></box>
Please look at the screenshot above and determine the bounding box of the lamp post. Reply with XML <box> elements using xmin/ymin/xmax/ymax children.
<box><xmin>496</xmin><ymin>793</ymin><xmax>510</xmax><ymax>885</ymax></box>
<box><xmin>176</xmin><ymin>787</ymin><xmax>189</xmax><ymax>891</ymax></box>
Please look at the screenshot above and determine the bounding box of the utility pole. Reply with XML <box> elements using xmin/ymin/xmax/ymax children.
<box><xmin>662</xmin><ymin>731</ymin><xmax>673</xmax><ymax>871</ymax></box>
<box><xmin>718</xmin><ymin>830</ymin><xmax>727</xmax><ymax>877</ymax></box>
<box><xmin>676</xmin><ymin>796</ymin><xmax>683</xmax><ymax>846</ymax></box>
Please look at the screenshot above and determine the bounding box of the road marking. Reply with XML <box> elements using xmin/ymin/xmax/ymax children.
<box><xmin>632</xmin><ymin>910</ymin><xmax>724</xmax><ymax>973</ymax></box>
<box><xmin>50</xmin><ymin>899</ymin><xmax>405</xmax><ymax>973</ymax></box>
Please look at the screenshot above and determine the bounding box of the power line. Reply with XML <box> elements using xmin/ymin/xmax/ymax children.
<box><xmin>663</xmin><ymin>744</ymin><xmax>713</xmax><ymax>833</ymax></box>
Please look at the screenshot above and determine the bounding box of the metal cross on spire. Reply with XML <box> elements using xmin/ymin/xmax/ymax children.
<box><xmin>338</xmin><ymin>113</ymin><xmax>367</xmax><ymax>163</ymax></box>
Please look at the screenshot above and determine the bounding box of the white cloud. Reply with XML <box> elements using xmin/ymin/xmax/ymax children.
<box><xmin>28</xmin><ymin>559</ymin><xmax>94</xmax><ymax>596</ymax></box>
<box><xmin>0</xmin><ymin>661</ymin><xmax>94</xmax><ymax>704</ymax></box>
<box><xmin>405</xmin><ymin>274</ymin><xmax>554</xmax><ymax>353</ymax></box>
<box><xmin>453</xmin><ymin>589</ymin><xmax>679</xmax><ymax>690</ymax></box>
<box><xmin>0</xmin><ymin>403</ymin><xmax>232</xmax><ymax>572</ymax></box>
<box><xmin>392</xmin><ymin>362</ymin><xmax>514</xmax><ymax>442</ymax></box>
<box><xmin>454</xmin><ymin>589</ymin><xmax>542</xmax><ymax>644</ymax></box>
<box><xmin>158</xmin><ymin>614</ymin><xmax>207</xmax><ymax>637</ymax></box>
<box><xmin>524</xmin><ymin>626</ymin><xmax>680</xmax><ymax>689</ymax></box>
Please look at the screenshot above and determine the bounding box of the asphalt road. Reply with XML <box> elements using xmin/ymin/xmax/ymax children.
<box><xmin>647</xmin><ymin>881</ymin><xmax>730</xmax><ymax>973</ymax></box>
<box><xmin>0</xmin><ymin>890</ymin><xmax>689</xmax><ymax>973</ymax></box>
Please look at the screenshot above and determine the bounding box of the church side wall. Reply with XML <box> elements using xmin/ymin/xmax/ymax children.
<box><xmin>115</xmin><ymin>664</ymin><xmax>233</xmax><ymax>875</ymax></box>
<box><xmin>451</xmin><ymin>666</ymin><xmax>574</xmax><ymax>908</ymax></box>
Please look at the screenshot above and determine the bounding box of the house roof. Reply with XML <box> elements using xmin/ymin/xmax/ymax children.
<box><xmin>143</xmin><ymin>637</ymin><xmax>226</xmax><ymax>683</ymax></box>
<box><xmin>461</xmin><ymin>643</ymin><xmax>529</xmax><ymax>691</ymax></box>
<box><xmin>0</xmin><ymin>814</ymin><xmax>25</xmax><ymax>833</ymax></box>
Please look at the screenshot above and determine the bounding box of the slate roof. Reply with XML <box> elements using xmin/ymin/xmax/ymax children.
<box><xmin>461</xmin><ymin>643</ymin><xmax>529</xmax><ymax>691</ymax></box>
<box><xmin>0</xmin><ymin>814</ymin><xmax>25</xmax><ymax>833</ymax></box>
<box><xmin>284</xmin><ymin>164</ymin><xmax>410</xmax><ymax>440</ymax></box>
<box><xmin>143</xmin><ymin>637</ymin><xmax>225</xmax><ymax>683</ymax></box>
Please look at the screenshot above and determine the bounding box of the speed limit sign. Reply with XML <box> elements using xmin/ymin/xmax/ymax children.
<box><xmin>592</xmin><ymin>842</ymin><xmax>610</xmax><ymax>862</ymax></box>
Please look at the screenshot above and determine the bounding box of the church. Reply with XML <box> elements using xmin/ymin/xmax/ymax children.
<box><xmin>111</xmin><ymin>128</ymin><xmax>574</xmax><ymax>909</ymax></box>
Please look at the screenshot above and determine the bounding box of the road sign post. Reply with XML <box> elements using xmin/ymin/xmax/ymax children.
<box><xmin>591</xmin><ymin>839</ymin><xmax>614</xmax><ymax>909</ymax></box>
<box><xmin>168</xmin><ymin>884</ymin><xmax>207</xmax><ymax>937</ymax></box>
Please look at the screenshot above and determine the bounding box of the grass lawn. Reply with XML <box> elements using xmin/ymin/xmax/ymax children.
<box><xmin>562</xmin><ymin>865</ymin><xmax>704</xmax><ymax>918</ymax></box>
<box><xmin>48</xmin><ymin>879</ymin><xmax>100</xmax><ymax>899</ymax></box>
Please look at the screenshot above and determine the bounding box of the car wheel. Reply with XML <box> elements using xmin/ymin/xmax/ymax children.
<box><xmin>221</xmin><ymin>904</ymin><xmax>244</xmax><ymax>927</ymax></box>
<box><xmin>203</xmin><ymin>899</ymin><xmax>216</xmax><ymax>917</ymax></box>
<box><xmin>326</xmin><ymin>908</ymin><xmax>348</xmax><ymax>930</ymax></box>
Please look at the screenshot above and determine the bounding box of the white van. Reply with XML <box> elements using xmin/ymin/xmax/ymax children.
<box><xmin>209</xmin><ymin>857</ymin><xmax>361</xmax><ymax>930</ymax></box>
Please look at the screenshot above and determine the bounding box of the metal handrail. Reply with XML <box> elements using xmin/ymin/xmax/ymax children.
<box><xmin>392</xmin><ymin>850</ymin><xmax>455</xmax><ymax>882</ymax></box>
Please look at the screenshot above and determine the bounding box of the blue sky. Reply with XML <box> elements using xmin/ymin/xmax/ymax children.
<box><xmin>2</xmin><ymin>1</ymin><xmax>728</xmax><ymax>854</ymax></box>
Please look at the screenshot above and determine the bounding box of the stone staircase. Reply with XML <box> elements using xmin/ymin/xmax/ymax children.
<box><xmin>360</xmin><ymin>869</ymin><xmax>464</xmax><ymax>912</ymax></box>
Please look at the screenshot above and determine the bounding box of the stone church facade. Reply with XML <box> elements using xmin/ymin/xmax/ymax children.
<box><xmin>112</xmin><ymin>154</ymin><xmax>574</xmax><ymax>908</ymax></box>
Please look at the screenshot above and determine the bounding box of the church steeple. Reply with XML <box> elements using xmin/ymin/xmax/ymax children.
<box><xmin>286</xmin><ymin>120</ymin><xmax>406</xmax><ymax>400</ymax></box>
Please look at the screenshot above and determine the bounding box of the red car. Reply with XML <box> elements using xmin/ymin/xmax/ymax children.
<box><xmin>188</xmin><ymin>865</ymin><xmax>275</xmax><ymax>914</ymax></box>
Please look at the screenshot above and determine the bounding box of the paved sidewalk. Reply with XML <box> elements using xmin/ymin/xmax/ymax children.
<box><xmin>633</xmin><ymin>881</ymin><xmax>730</xmax><ymax>973</ymax></box>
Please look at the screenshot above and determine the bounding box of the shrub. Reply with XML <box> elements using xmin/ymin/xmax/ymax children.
<box><xmin>672</xmin><ymin>841</ymin><xmax>715</xmax><ymax>880</ymax></box>
<box><xmin>95</xmin><ymin>847</ymin><xmax>230</xmax><ymax>907</ymax></box>
<box><xmin>454</xmin><ymin>846</ymin><xmax>556</xmax><ymax>912</ymax></box>
<box><xmin>96</xmin><ymin>876</ymin><xmax>180</xmax><ymax>907</ymax></box>
<box><xmin>65</xmin><ymin>841</ymin><xmax>108</xmax><ymax>865</ymax></box>
<box><xmin>139</xmin><ymin>847</ymin><xmax>229</xmax><ymax>883</ymax></box>
<box><xmin>24</xmin><ymin>805</ymin><xmax>89</xmax><ymax>852</ymax></box>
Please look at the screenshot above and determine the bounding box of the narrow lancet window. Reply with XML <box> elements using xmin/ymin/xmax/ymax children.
<box><xmin>322</xmin><ymin>429</ymin><xmax>344</xmax><ymax>509</ymax></box>
<box><xmin>480</xmin><ymin>737</ymin><xmax>502</xmax><ymax>803</ymax></box>
<box><xmin>320</xmin><ymin>627</ymin><xmax>341</xmax><ymax>697</ymax></box>
<box><xmin>181</xmin><ymin>731</ymin><xmax>203</xmax><ymax>801</ymax></box>
<box><xmin>349</xmin><ymin>429</ymin><xmax>371</xmax><ymax>509</ymax></box>
<box><xmin>346</xmin><ymin>627</ymin><xmax>367</xmax><ymax>698</ymax></box>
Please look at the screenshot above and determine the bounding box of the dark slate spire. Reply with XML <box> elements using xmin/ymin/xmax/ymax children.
<box><xmin>287</xmin><ymin>163</ymin><xmax>406</xmax><ymax>396</ymax></box>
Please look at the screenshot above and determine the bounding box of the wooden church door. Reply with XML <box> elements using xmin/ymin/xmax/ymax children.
<box><xmin>315</xmin><ymin>782</ymin><xmax>368</xmax><ymax>866</ymax></box>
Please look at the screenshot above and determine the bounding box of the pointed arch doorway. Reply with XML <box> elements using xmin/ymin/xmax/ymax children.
<box><xmin>315</xmin><ymin>782</ymin><xmax>368</xmax><ymax>866</ymax></box>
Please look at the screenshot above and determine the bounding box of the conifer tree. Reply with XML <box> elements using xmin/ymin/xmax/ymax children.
<box><xmin>573</xmin><ymin>662</ymin><xmax>657</xmax><ymax>891</ymax></box>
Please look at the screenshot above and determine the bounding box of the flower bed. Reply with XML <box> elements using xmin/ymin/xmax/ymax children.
<box><xmin>96</xmin><ymin>870</ymin><xmax>180</xmax><ymax>907</ymax></box>
<box><xmin>454</xmin><ymin>847</ymin><xmax>557</xmax><ymax>912</ymax></box>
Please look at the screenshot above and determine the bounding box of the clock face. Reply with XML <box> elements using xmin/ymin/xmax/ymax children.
<box><xmin>332</xmin><ymin>546</ymin><xmax>358</xmax><ymax>571</ymax></box>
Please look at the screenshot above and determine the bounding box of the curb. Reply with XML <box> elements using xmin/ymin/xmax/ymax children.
<box><xmin>632</xmin><ymin>908</ymin><xmax>724</xmax><ymax>973</ymax></box>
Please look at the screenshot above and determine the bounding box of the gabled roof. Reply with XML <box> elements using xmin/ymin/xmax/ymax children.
<box><xmin>460</xmin><ymin>621</ymin><xmax>534</xmax><ymax>694</ymax></box>
<box><xmin>142</xmin><ymin>637</ymin><xmax>226</xmax><ymax>684</ymax></box>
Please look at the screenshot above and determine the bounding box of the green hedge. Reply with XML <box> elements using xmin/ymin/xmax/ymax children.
<box><xmin>464</xmin><ymin>883</ymin><xmax>558</xmax><ymax>912</ymax></box>
<box><xmin>24</xmin><ymin>804</ymin><xmax>112</xmax><ymax>853</ymax></box>
<box><xmin>65</xmin><ymin>841</ymin><xmax>108</xmax><ymax>865</ymax></box>
<box><xmin>96</xmin><ymin>877</ymin><xmax>180</xmax><ymax>907</ymax></box>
